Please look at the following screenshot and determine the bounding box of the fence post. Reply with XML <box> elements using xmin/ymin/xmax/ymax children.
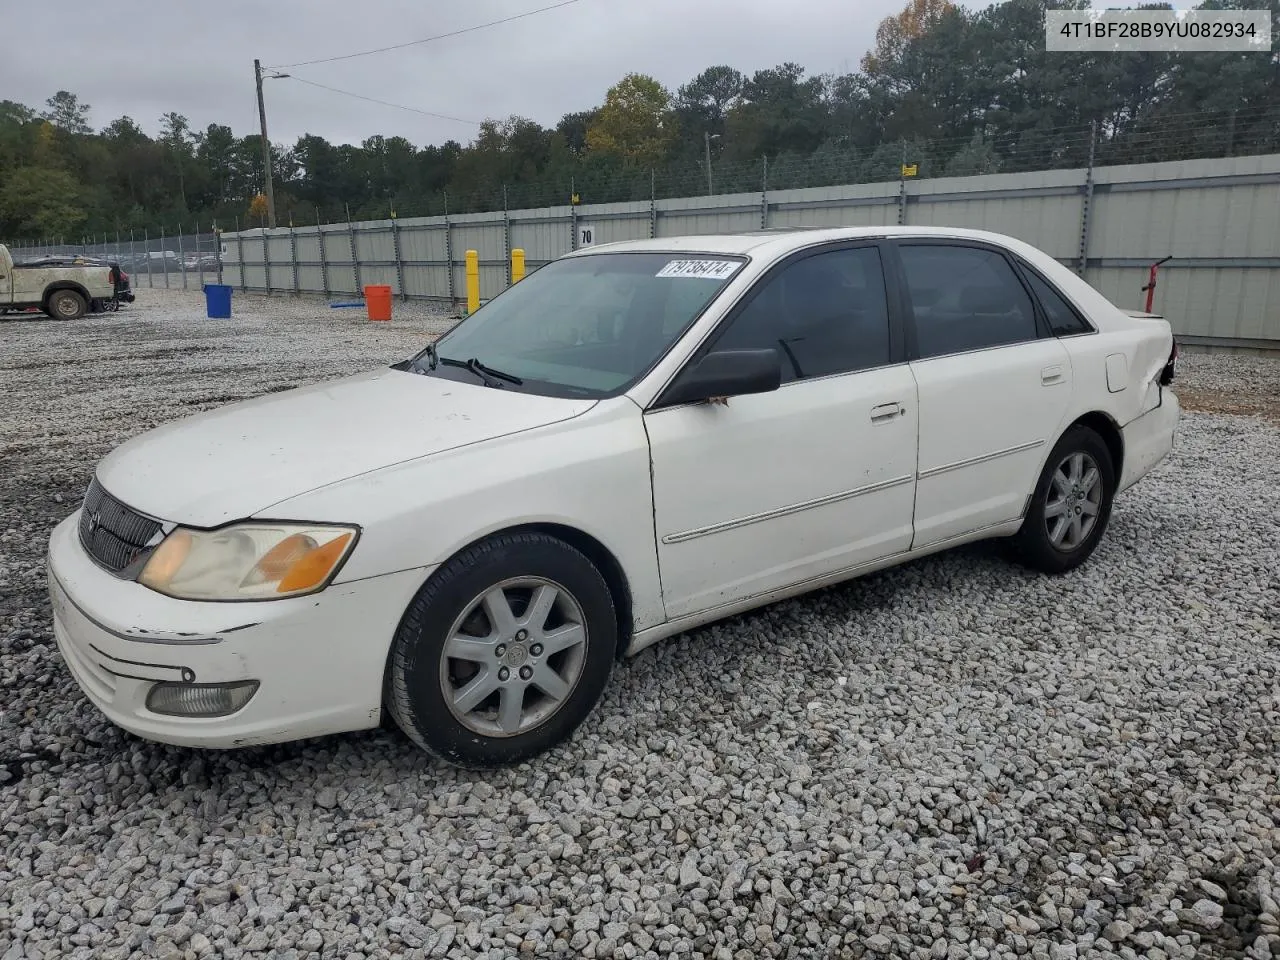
<box><xmin>390</xmin><ymin>213</ymin><xmax>406</xmax><ymax>301</ymax></box>
<box><xmin>570</xmin><ymin>177</ymin><xmax>578</xmax><ymax>252</ymax></box>
<box><xmin>263</xmin><ymin>224</ymin><xmax>272</xmax><ymax>294</ymax></box>
<box><xmin>160</xmin><ymin>226</ymin><xmax>170</xmax><ymax>289</ymax></box>
<box><xmin>290</xmin><ymin>223</ymin><xmax>300</xmax><ymax>296</ymax></box>
<box><xmin>214</xmin><ymin>222</ymin><xmax>224</xmax><ymax>286</ymax></box>
<box><xmin>318</xmin><ymin>219</ymin><xmax>331</xmax><ymax>300</ymax></box>
<box><xmin>503</xmin><ymin>185</ymin><xmax>512</xmax><ymax>288</ymax></box>
<box><xmin>194</xmin><ymin>221</ymin><xmax>203</xmax><ymax>287</ymax></box>
<box><xmin>761</xmin><ymin>156</ymin><xmax>769</xmax><ymax>231</ymax></box>
<box><xmin>178</xmin><ymin>224</ymin><xmax>187</xmax><ymax>290</ymax></box>
<box><xmin>236</xmin><ymin>217</ymin><xmax>246</xmax><ymax>293</ymax></box>
<box><xmin>444</xmin><ymin>191</ymin><xmax>456</xmax><ymax>309</ymax></box>
<box><xmin>346</xmin><ymin>204</ymin><xmax>361</xmax><ymax>296</ymax></box>
<box><xmin>649</xmin><ymin>169</ymin><xmax>657</xmax><ymax>239</ymax></box>
<box><xmin>144</xmin><ymin>228</ymin><xmax>154</xmax><ymax>288</ymax></box>
<box><xmin>1077</xmin><ymin>120</ymin><xmax>1098</xmax><ymax>276</ymax></box>
<box><xmin>897</xmin><ymin>140</ymin><xmax>908</xmax><ymax>226</ymax></box>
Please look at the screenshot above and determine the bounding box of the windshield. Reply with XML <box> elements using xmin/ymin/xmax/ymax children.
<box><xmin>425</xmin><ymin>252</ymin><xmax>746</xmax><ymax>397</ymax></box>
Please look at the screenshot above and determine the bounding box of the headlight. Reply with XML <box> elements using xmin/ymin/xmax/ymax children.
<box><xmin>138</xmin><ymin>523</ymin><xmax>357</xmax><ymax>601</ymax></box>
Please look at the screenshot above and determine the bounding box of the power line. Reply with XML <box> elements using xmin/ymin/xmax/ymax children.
<box><xmin>286</xmin><ymin>75</ymin><xmax>482</xmax><ymax>126</ymax></box>
<box><xmin>273</xmin><ymin>0</ymin><xmax>587</xmax><ymax>69</ymax></box>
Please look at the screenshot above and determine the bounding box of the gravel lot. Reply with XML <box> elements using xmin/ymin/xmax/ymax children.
<box><xmin>2</xmin><ymin>289</ymin><xmax>1278</xmax><ymax>960</ymax></box>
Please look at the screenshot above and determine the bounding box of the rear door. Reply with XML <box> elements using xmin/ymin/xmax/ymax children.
<box><xmin>889</xmin><ymin>240</ymin><xmax>1073</xmax><ymax>548</ymax></box>
<box><xmin>644</xmin><ymin>241</ymin><xmax>920</xmax><ymax>618</ymax></box>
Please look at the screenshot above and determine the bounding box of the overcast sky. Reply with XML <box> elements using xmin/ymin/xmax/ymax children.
<box><xmin>1</xmin><ymin>0</ymin><xmax>1014</xmax><ymax>149</ymax></box>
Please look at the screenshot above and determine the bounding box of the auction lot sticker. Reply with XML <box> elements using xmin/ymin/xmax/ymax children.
<box><xmin>656</xmin><ymin>259</ymin><xmax>742</xmax><ymax>280</ymax></box>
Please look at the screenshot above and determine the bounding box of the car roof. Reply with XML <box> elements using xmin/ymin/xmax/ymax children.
<box><xmin>564</xmin><ymin>226</ymin><xmax>1034</xmax><ymax>260</ymax></box>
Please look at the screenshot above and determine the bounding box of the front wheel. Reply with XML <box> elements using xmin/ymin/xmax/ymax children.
<box><xmin>1013</xmin><ymin>425</ymin><xmax>1115</xmax><ymax>574</ymax></box>
<box><xmin>385</xmin><ymin>531</ymin><xmax>616</xmax><ymax>767</ymax></box>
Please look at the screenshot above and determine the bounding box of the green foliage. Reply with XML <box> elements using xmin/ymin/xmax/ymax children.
<box><xmin>0</xmin><ymin>0</ymin><xmax>1276</xmax><ymax>240</ymax></box>
<box><xmin>946</xmin><ymin>132</ymin><xmax>1002</xmax><ymax>177</ymax></box>
<box><xmin>0</xmin><ymin>167</ymin><xmax>87</xmax><ymax>237</ymax></box>
<box><xmin>586</xmin><ymin>74</ymin><xmax>677</xmax><ymax>167</ymax></box>
<box><xmin>44</xmin><ymin>91</ymin><xmax>91</xmax><ymax>135</ymax></box>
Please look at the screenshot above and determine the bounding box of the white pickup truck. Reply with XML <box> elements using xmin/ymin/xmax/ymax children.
<box><xmin>0</xmin><ymin>244</ymin><xmax>119</xmax><ymax>320</ymax></box>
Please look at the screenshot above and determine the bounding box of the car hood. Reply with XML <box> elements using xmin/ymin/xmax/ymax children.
<box><xmin>95</xmin><ymin>368</ymin><xmax>596</xmax><ymax>527</ymax></box>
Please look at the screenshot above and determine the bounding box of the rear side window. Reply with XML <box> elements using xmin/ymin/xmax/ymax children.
<box><xmin>898</xmin><ymin>245</ymin><xmax>1038</xmax><ymax>359</ymax></box>
<box><xmin>1023</xmin><ymin>268</ymin><xmax>1093</xmax><ymax>337</ymax></box>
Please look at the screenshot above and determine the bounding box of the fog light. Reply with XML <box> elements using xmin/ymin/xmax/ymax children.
<box><xmin>145</xmin><ymin>681</ymin><xmax>259</xmax><ymax>718</ymax></box>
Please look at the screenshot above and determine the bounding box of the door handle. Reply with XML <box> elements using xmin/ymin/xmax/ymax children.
<box><xmin>1041</xmin><ymin>364</ymin><xmax>1065</xmax><ymax>385</ymax></box>
<box><xmin>870</xmin><ymin>402</ymin><xmax>904</xmax><ymax>423</ymax></box>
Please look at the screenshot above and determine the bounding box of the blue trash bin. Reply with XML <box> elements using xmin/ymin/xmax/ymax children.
<box><xmin>203</xmin><ymin>284</ymin><xmax>232</xmax><ymax>319</ymax></box>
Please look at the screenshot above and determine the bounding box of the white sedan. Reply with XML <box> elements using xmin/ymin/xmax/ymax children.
<box><xmin>46</xmin><ymin>227</ymin><xmax>1180</xmax><ymax>767</ymax></box>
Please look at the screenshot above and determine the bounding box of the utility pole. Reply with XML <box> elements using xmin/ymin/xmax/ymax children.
<box><xmin>254</xmin><ymin>59</ymin><xmax>278</xmax><ymax>229</ymax></box>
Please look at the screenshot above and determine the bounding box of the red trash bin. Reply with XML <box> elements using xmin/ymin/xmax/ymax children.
<box><xmin>364</xmin><ymin>285</ymin><xmax>393</xmax><ymax>322</ymax></box>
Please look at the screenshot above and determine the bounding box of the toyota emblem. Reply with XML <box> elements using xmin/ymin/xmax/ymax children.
<box><xmin>86</xmin><ymin>511</ymin><xmax>101</xmax><ymax>534</ymax></box>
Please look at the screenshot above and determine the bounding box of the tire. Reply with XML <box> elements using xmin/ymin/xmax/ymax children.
<box><xmin>46</xmin><ymin>289</ymin><xmax>87</xmax><ymax>321</ymax></box>
<box><xmin>1013</xmin><ymin>425</ymin><xmax>1116</xmax><ymax>574</ymax></box>
<box><xmin>385</xmin><ymin>531</ymin><xmax>616</xmax><ymax>767</ymax></box>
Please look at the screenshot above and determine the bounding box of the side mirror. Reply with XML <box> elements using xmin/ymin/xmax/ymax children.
<box><xmin>661</xmin><ymin>348</ymin><xmax>782</xmax><ymax>407</ymax></box>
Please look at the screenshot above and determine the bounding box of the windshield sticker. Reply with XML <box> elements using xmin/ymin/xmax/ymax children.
<box><xmin>655</xmin><ymin>259</ymin><xmax>742</xmax><ymax>280</ymax></box>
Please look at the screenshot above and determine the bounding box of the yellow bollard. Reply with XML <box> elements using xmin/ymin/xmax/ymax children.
<box><xmin>465</xmin><ymin>249</ymin><xmax>480</xmax><ymax>315</ymax></box>
<box><xmin>511</xmin><ymin>248</ymin><xmax>526</xmax><ymax>285</ymax></box>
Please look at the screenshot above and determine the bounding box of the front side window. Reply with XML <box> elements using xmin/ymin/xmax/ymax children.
<box><xmin>422</xmin><ymin>252</ymin><xmax>744</xmax><ymax>397</ymax></box>
<box><xmin>712</xmin><ymin>246</ymin><xmax>891</xmax><ymax>384</ymax></box>
<box><xmin>898</xmin><ymin>244</ymin><xmax>1038</xmax><ymax>359</ymax></box>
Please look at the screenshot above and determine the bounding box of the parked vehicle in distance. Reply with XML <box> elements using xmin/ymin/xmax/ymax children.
<box><xmin>47</xmin><ymin>227</ymin><xmax>1180</xmax><ymax>767</ymax></box>
<box><xmin>182</xmin><ymin>255</ymin><xmax>220</xmax><ymax>273</ymax></box>
<box><xmin>1</xmin><ymin>244</ymin><xmax>121</xmax><ymax>319</ymax></box>
<box><xmin>120</xmin><ymin>250</ymin><xmax>182</xmax><ymax>274</ymax></box>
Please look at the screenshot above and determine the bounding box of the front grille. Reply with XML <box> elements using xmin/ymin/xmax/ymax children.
<box><xmin>78</xmin><ymin>478</ymin><xmax>163</xmax><ymax>574</ymax></box>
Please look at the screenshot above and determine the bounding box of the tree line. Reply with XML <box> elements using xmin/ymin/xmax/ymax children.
<box><xmin>2</xmin><ymin>0</ymin><xmax>1277</xmax><ymax>240</ymax></box>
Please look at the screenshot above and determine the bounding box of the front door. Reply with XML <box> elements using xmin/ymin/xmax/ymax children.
<box><xmin>644</xmin><ymin>243</ymin><xmax>919</xmax><ymax>619</ymax></box>
<box><xmin>890</xmin><ymin>241</ymin><xmax>1073</xmax><ymax>548</ymax></box>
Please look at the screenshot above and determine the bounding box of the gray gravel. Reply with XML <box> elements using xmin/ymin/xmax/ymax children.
<box><xmin>2</xmin><ymin>289</ymin><xmax>1279</xmax><ymax>960</ymax></box>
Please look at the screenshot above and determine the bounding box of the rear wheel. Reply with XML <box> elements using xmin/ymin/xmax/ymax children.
<box><xmin>1013</xmin><ymin>425</ymin><xmax>1115</xmax><ymax>574</ymax></box>
<box><xmin>385</xmin><ymin>531</ymin><xmax>616</xmax><ymax>767</ymax></box>
<box><xmin>46</xmin><ymin>289</ymin><xmax>87</xmax><ymax>321</ymax></box>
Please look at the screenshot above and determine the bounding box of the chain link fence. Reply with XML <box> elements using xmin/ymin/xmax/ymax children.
<box><xmin>11</xmin><ymin>102</ymin><xmax>1279</xmax><ymax>266</ymax></box>
<box><xmin>7</xmin><ymin>228</ymin><xmax>222</xmax><ymax>291</ymax></box>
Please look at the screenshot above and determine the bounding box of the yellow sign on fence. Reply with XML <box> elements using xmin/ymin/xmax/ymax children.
<box><xmin>902</xmin><ymin>164</ymin><xmax>919</xmax><ymax>178</ymax></box>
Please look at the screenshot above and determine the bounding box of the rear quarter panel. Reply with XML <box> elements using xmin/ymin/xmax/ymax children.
<box><xmin>1004</xmin><ymin>237</ymin><xmax>1174</xmax><ymax>428</ymax></box>
<box><xmin>1061</xmin><ymin>314</ymin><xmax>1174</xmax><ymax>430</ymax></box>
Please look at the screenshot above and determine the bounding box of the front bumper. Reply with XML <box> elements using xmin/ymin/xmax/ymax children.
<box><xmin>47</xmin><ymin>513</ymin><xmax>431</xmax><ymax>748</ymax></box>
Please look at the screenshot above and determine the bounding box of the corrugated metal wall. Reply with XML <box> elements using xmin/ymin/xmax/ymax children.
<box><xmin>220</xmin><ymin>153</ymin><xmax>1280</xmax><ymax>348</ymax></box>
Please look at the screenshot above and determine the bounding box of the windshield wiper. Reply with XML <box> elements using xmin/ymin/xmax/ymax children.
<box><xmin>465</xmin><ymin>358</ymin><xmax>523</xmax><ymax>386</ymax></box>
<box><xmin>401</xmin><ymin>341</ymin><xmax>438</xmax><ymax>375</ymax></box>
<box><xmin>405</xmin><ymin>344</ymin><xmax>522</xmax><ymax>389</ymax></box>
